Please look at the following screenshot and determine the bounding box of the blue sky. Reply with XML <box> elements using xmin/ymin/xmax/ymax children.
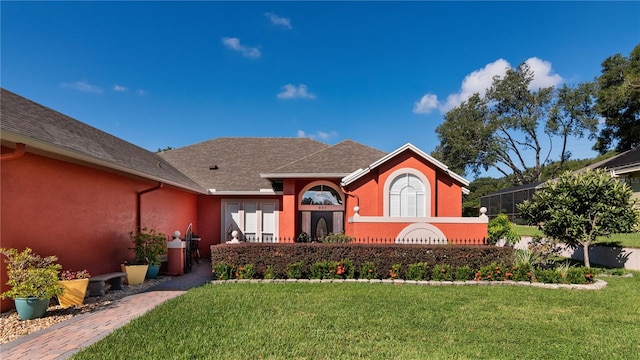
<box><xmin>2</xmin><ymin>1</ymin><xmax>639</xmax><ymax>179</ymax></box>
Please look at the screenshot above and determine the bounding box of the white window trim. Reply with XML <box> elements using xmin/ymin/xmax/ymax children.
<box><xmin>383</xmin><ymin>168</ymin><xmax>431</xmax><ymax>217</ymax></box>
<box><xmin>221</xmin><ymin>199</ymin><xmax>279</xmax><ymax>243</ymax></box>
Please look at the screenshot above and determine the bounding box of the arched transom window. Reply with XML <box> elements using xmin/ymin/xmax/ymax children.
<box><xmin>389</xmin><ymin>173</ymin><xmax>426</xmax><ymax>217</ymax></box>
<box><xmin>301</xmin><ymin>185</ymin><xmax>343</xmax><ymax>206</ymax></box>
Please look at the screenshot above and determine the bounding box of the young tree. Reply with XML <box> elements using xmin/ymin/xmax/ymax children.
<box><xmin>518</xmin><ymin>169</ymin><xmax>639</xmax><ymax>267</ymax></box>
<box><xmin>434</xmin><ymin>63</ymin><xmax>598</xmax><ymax>185</ymax></box>
<box><xmin>593</xmin><ymin>44</ymin><xmax>640</xmax><ymax>154</ymax></box>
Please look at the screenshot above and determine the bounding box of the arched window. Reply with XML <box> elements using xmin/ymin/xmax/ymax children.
<box><xmin>389</xmin><ymin>173</ymin><xmax>426</xmax><ymax>217</ymax></box>
<box><xmin>301</xmin><ymin>184</ymin><xmax>343</xmax><ymax>206</ymax></box>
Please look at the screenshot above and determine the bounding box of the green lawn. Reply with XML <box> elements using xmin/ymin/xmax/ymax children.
<box><xmin>512</xmin><ymin>225</ymin><xmax>640</xmax><ymax>248</ymax></box>
<box><xmin>73</xmin><ymin>275</ymin><xmax>640</xmax><ymax>359</ymax></box>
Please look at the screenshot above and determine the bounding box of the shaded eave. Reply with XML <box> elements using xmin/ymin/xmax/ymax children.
<box><xmin>341</xmin><ymin>143</ymin><xmax>471</xmax><ymax>188</ymax></box>
<box><xmin>2</xmin><ymin>131</ymin><xmax>207</xmax><ymax>194</ymax></box>
<box><xmin>260</xmin><ymin>172</ymin><xmax>351</xmax><ymax>179</ymax></box>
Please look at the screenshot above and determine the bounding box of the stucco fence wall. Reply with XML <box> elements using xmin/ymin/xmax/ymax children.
<box><xmin>509</xmin><ymin>236</ymin><xmax>640</xmax><ymax>271</ymax></box>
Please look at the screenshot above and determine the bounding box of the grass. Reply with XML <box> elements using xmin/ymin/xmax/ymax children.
<box><xmin>512</xmin><ymin>224</ymin><xmax>640</xmax><ymax>248</ymax></box>
<box><xmin>73</xmin><ymin>275</ymin><xmax>640</xmax><ymax>359</ymax></box>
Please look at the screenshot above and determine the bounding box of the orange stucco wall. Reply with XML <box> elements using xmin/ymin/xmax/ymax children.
<box><xmin>1</xmin><ymin>150</ymin><xmax>198</xmax><ymax>312</ymax></box>
<box><xmin>342</xmin><ymin>148</ymin><xmax>486</xmax><ymax>241</ymax></box>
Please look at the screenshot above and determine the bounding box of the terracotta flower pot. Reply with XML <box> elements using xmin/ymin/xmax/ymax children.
<box><xmin>57</xmin><ymin>278</ymin><xmax>89</xmax><ymax>307</ymax></box>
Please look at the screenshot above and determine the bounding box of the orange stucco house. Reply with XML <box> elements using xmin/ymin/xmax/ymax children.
<box><xmin>1</xmin><ymin>88</ymin><xmax>487</xmax><ymax>311</ymax></box>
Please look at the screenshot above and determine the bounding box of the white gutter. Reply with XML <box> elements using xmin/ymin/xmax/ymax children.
<box><xmin>260</xmin><ymin>173</ymin><xmax>350</xmax><ymax>179</ymax></box>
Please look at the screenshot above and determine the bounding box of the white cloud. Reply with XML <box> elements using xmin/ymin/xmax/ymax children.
<box><xmin>413</xmin><ymin>94</ymin><xmax>439</xmax><ymax>114</ymax></box>
<box><xmin>264</xmin><ymin>12</ymin><xmax>292</xmax><ymax>29</ymax></box>
<box><xmin>297</xmin><ymin>130</ymin><xmax>337</xmax><ymax>140</ymax></box>
<box><xmin>113</xmin><ymin>84</ymin><xmax>128</xmax><ymax>92</ymax></box>
<box><xmin>277</xmin><ymin>84</ymin><xmax>316</xmax><ymax>99</ymax></box>
<box><xmin>136</xmin><ymin>89</ymin><xmax>147</xmax><ymax>96</ymax></box>
<box><xmin>60</xmin><ymin>80</ymin><xmax>102</xmax><ymax>94</ymax></box>
<box><xmin>221</xmin><ymin>37</ymin><xmax>261</xmax><ymax>59</ymax></box>
<box><xmin>525</xmin><ymin>57</ymin><xmax>563</xmax><ymax>90</ymax></box>
<box><xmin>413</xmin><ymin>57</ymin><xmax>563</xmax><ymax>115</ymax></box>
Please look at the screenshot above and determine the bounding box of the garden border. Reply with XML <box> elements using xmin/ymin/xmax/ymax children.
<box><xmin>209</xmin><ymin>278</ymin><xmax>608</xmax><ymax>290</ymax></box>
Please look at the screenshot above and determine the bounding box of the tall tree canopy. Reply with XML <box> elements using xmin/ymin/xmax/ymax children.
<box><xmin>434</xmin><ymin>63</ymin><xmax>598</xmax><ymax>186</ymax></box>
<box><xmin>593</xmin><ymin>44</ymin><xmax>640</xmax><ymax>153</ymax></box>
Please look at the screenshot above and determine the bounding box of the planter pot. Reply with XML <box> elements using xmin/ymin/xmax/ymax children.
<box><xmin>14</xmin><ymin>297</ymin><xmax>50</xmax><ymax>320</ymax></box>
<box><xmin>121</xmin><ymin>264</ymin><xmax>149</xmax><ymax>285</ymax></box>
<box><xmin>146</xmin><ymin>264</ymin><xmax>160</xmax><ymax>279</ymax></box>
<box><xmin>57</xmin><ymin>278</ymin><xmax>89</xmax><ymax>308</ymax></box>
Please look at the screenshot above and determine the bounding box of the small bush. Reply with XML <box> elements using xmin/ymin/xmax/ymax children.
<box><xmin>213</xmin><ymin>262</ymin><xmax>235</xmax><ymax>280</ymax></box>
<box><xmin>310</xmin><ymin>261</ymin><xmax>329</xmax><ymax>279</ymax></box>
<box><xmin>509</xmin><ymin>264</ymin><xmax>533</xmax><ymax>282</ymax></box>
<box><xmin>454</xmin><ymin>266</ymin><xmax>473</xmax><ymax>281</ymax></box>
<box><xmin>566</xmin><ymin>267</ymin><xmax>595</xmax><ymax>284</ymax></box>
<box><xmin>388</xmin><ymin>264</ymin><xmax>402</xmax><ymax>280</ymax></box>
<box><xmin>534</xmin><ymin>268</ymin><xmax>563</xmax><ymax>284</ymax></box>
<box><xmin>340</xmin><ymin>259</ymin><xmax>356</xmax><ymax>279</ymax></box>
<box><xmin>320</xmin><ymin>232</ymin><xmax>353</xmax><ymax>243</ymax></box>
<box><xmin>264</xmin><ymin>265</ymin><xmax>276</xmax><ymax>279</ymax></box>
<box><xmin>406</xmin><ymin>262</ymin><xmax>429</xmax><ymax>281</ymax></box>
<box><xmin>431</xmin><ymin>264</ymin><xmax>453</xmax><ymax>281</ymax></box>
<box><xmin>475</xmin><ymin>263</ymin><xmax>507</xmax><ymax>281</ymax></box>
<box><xmin>286</xmin><ymin>261</ymin><xmax>304</xmax><ymax>279</ymax></box>
<box><xmin>488</xmin><ymin>214</ymin><xmax>520</xmax><ymax>245</ymax></box>
<box><xmin>236</xmin><ymin>264</ymin><xmax>255</xmax><ymax>279</ymax></box>
<box><xmin>360</xmin><ymin>261</ymin><xmax>377</xmax><ymax>279</ymax></box>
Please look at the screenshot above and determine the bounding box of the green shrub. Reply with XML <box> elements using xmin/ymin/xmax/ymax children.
<box><xmin>388</xmin><ymin>264</ymin><xmax>402</xmax><ymax>280</ymax></box>
<box><xmin>360</xmin><ymin>261</ymin><xmax>377</xmax><ymax>279</ymax></box>
<box><xmin>236</xmin><ymin>264</ymin><xmax>255</xmax><ymax>279</ymax></box>
<box><xmin>488</xmin><ymin>214</ymin><xmax>520</xmax><ymax>245</ymax></box>
<box><xmin>213</xmin><ymin>262</ymin><xmax>235</xmax><ymax>280</ymax></box>
<box><xmin>286</xmin><ymin>261</ymin><xmax>304</xmax><ymax>279</ymax></box>
<box><xmin>406</xmin><ymin>262</ymin><xmax>429</xmax><ymax>281</ymax></box>
<box><xmin>320</xmin><ymin>232</ymin><xmax>353</xmax><ymax>243</ymax></box>
<box><xmin>534</xmin><ymin>268</ymin><xmax>563</xmax><ymax>284</ymax></box>
<box><xmin>565</xmin><ymin>267</ymin><xmax>595</xmax><ymax>284</ymax></box>
<box><xmin>454</xmin><ymin>266</ymin><xmax>473</xmax><ymax>281</ymax></box>
<box><xmin>509</xmin><ymin>264</ymin><xmax>533</xmax><ymax>282</ymax></box>
<box><xmin>310</xmin><ymin>261</ymin><xmax>329</xmax><ymax>279</ymax></box>
<box><xmin>431</xmin><ymin>264</ymin><xmax>453</xmax><ymax>281</ymax></box>
<box><xmin>475</xmin><ymin>263</ymin><xmax>507</xmax><ymax>281</ymax></box>
<box><xmin>264</xmin><ymin>265</ymin><xmax>276</xmax><ymax>279</ymax></box>
<box><xmin>340</xmin><ymin>259</ymin><xmax>356</xmax><ymax>279</ymax></box>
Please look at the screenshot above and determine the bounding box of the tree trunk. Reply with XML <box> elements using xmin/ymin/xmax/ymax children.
<box><xmin>582</xmin><ymin>242</ymin><xmax>591</xmax><ymax>268</ymax></box>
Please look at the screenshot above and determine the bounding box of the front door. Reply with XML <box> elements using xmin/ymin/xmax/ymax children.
<box><xmin>311</xmin><ymin>211</ymin><xmax>332</xmax><ymax>240</ymax></box>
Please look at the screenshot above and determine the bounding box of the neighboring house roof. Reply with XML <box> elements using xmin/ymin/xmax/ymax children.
<box><xmin>0</xmin><ymin>88</ymin><xmax>206</xmax><ymax>193</ymax></box>
<box><xmin>158</xmin><ymin>137</ymin><xmax>329</xmax><ymax>193</ymax></box>
<box><xmin>260</xmin><ymin>140</ymin><xmax>387</xmax><ymax>179</ymax></box>
<box><xmin>341</xmin><ymin>143</ymin><xmax>470</xmax><ymax>188</ymax></box>
<box><xmin>590</xmin><ymin>147</ymin><xmax>640</xmax><ymax>175</ymax></box>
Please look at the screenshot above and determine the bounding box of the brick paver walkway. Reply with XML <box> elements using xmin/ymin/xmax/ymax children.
<box><xmin>1</xmin><ymin>291</ymin><xmax>185</xmax><ymax>360</ymax></box>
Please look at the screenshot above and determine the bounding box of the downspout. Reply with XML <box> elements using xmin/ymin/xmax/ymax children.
<box><xmin>0</xmin><ymin>143</ymin><xmax>26</xmax><ymax>161</ymax></box>
<box><xmin>136</xmin><ymin>182</ymin><xmax>163</xmax><ymax>232</ymax></box>
<box><xmin>434</xmin><ymin>171</ymin><xmax>438</xmax><ymax>217</ymax></box>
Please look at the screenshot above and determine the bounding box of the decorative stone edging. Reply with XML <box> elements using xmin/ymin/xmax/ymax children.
<box><xmin>210</xmin><ymin>278</ymin><xmax>608</xmax><ymax>290</ymax></box>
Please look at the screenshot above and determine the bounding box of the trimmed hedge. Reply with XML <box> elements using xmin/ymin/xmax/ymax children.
<box><xmin>210</xmin><ymin>243</ymin><xmax>515</xmax><ymax>279</ymax></box>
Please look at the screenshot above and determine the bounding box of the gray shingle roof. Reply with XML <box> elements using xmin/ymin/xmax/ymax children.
<box><xmin>265</xmin><ymin>139</ymin><xmax>387</xmax><ymax>176</ymax></box>
<box><xmin>1</xmin><ymin>88</ymin><xmax>205</xmax><ymax>193</ymax></box>
<box><xmin>158</xmin><ymin>137</ymin><xmax>330</xmax><ymax>192</ymax></box>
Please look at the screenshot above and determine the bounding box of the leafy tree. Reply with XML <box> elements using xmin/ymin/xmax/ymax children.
<box><xmin>434</xmin><ymin>63</ymin><xmax>598</xmax><ymax>185</ymax></box>
<box><xmin>518</xmin><ymin>169</ymin><xmax>639</xmax><ymax>267</ymax></box>
<box><xmin>593</xmin><ymin>44</ymin><xmax>640</xmax><ymax>153</ymax></box>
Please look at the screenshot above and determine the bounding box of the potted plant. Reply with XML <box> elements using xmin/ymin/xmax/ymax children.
<box><xmin>123</xmin><ymin>227</ymin><xmax>167</xmax><ymax>283</ymax></box>
<box><xmin>57</xmin><ymin>269</ymin><xmax>91</xmax><ymax>307</ymax></box>
<box><xmin>0</xmin><ymin>247</ymin><xmax>63</xmax><ymax>320</ymax></box>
